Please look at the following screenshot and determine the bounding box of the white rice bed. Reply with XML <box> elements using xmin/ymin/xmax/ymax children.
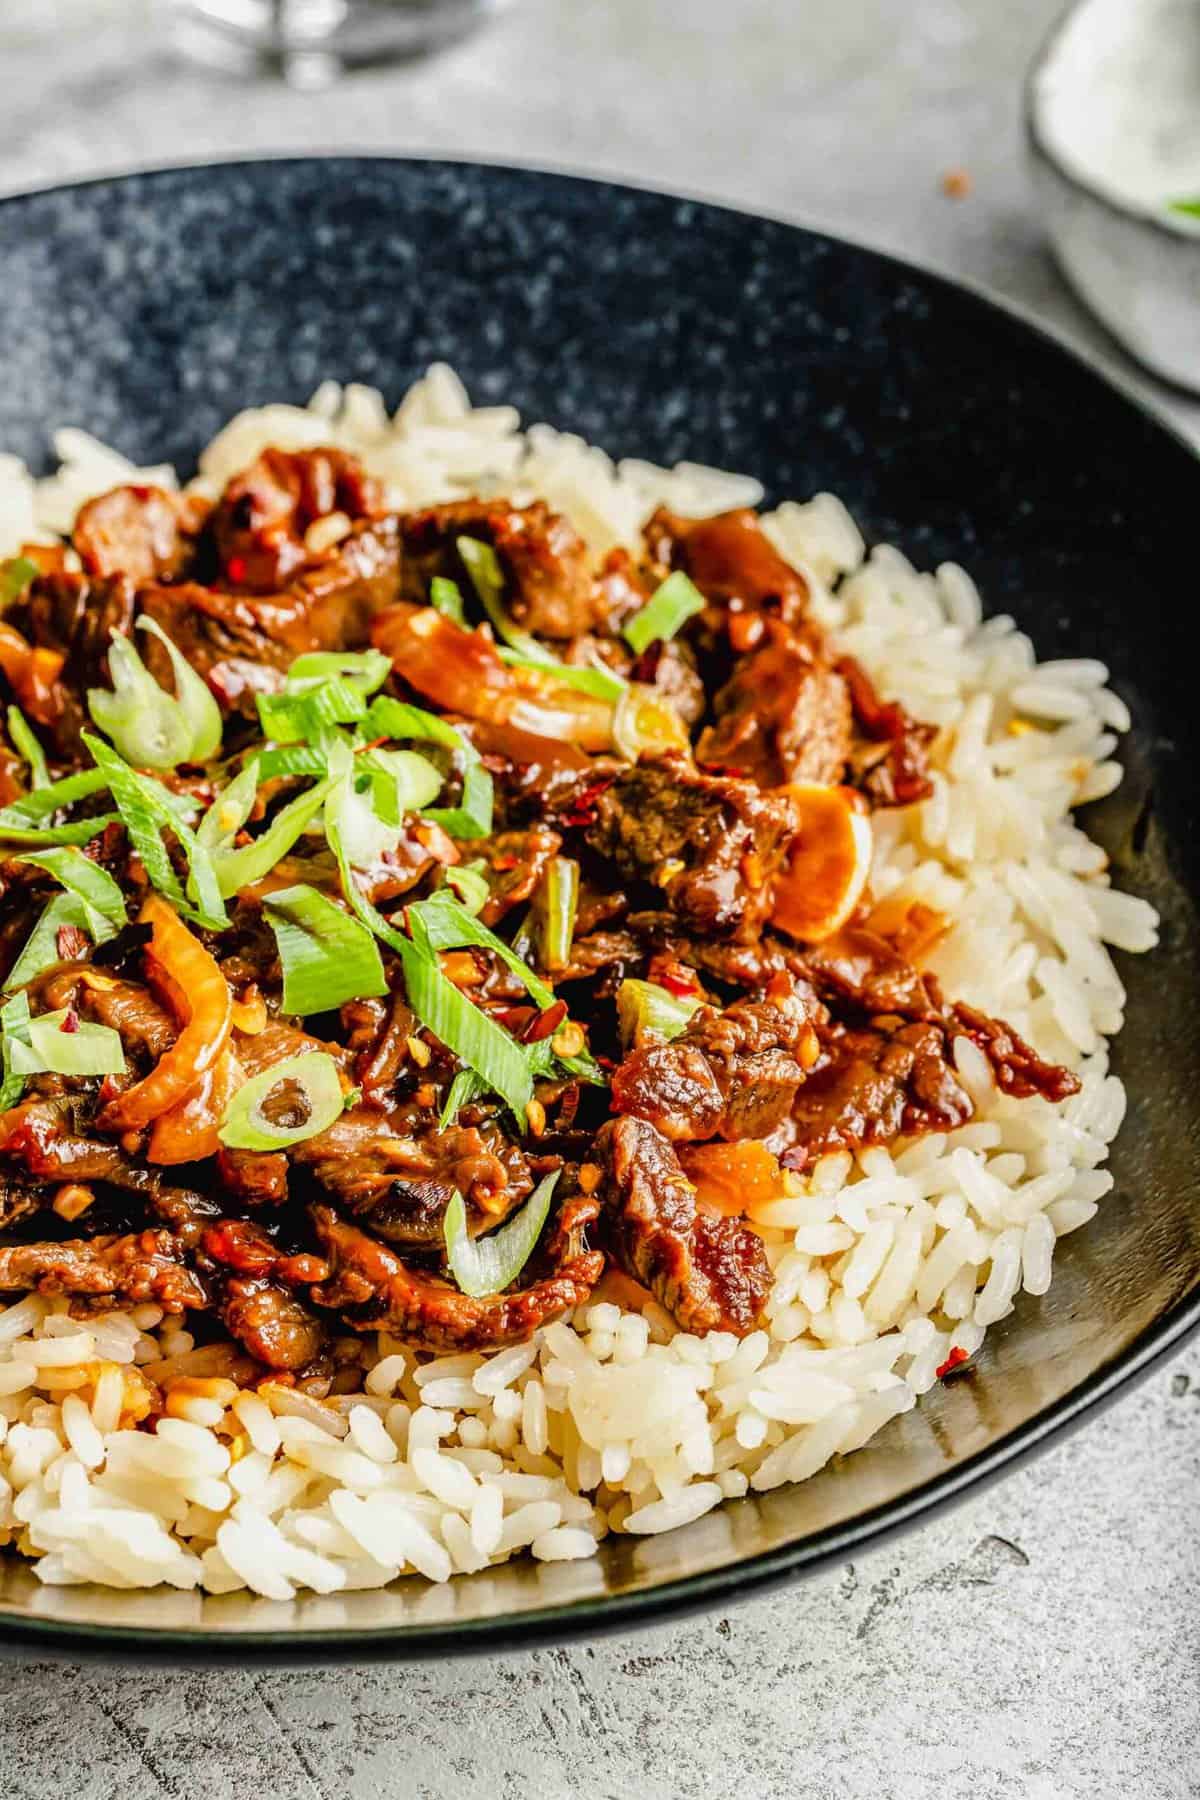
<box><xmin>0</xmin><ymin>367</ymin><xmax>1157</xmax><ymax>1596</ymax></box>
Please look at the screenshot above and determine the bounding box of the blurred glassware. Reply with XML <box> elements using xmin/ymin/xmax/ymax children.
<box><xmin>170</xmin><ymin>0</ymin><xmax>508</xmax><ymax>82</ymax></box>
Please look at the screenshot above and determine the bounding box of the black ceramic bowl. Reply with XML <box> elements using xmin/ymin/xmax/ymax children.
<box><xmin>1</xmin><ymin>158</ymin><xmax>1197</xmax><ymax>1663</ymax></box>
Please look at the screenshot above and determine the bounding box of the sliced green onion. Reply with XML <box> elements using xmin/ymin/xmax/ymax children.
<box><xmin>324</xmin><ymin>753</ymin><xmax>533</xmax><ymax>1119</ymax></box>
<box><xmin>218</xmin><ymin>1051</ymin><xmax>347</xmax><ymax>1150</ymax></box>
<box><xmin>4</xmin><ymin>894</ymin><xmax>98</xmax><ymax>991</ymax></box>
<box><xmin>359</xmin><ymin>747</ymin><xmax>444</xmax><ymax>818</ymax></box>
<box><xmin>444</xmin><ymin>1168</ymin><xmax>560</xmax><ymax>1298</ymax></box>
<box><xmin>532</xmin><ymin>856</ymin><xmax>579</xmax><ymax>974</ymax></box>
<box><xmin>423</xmin><ymin>757</ymin><xmax>494</xmax><ymax>840</ymax></box>
<box><xmin>257</xmin><ymin>678</ymin><xmax>367</xmax><ymax>745</ymax></box>
<box><xmin>438</xmin><ymin>1065</ymin><xmax>489</xmax><ymax>1128</ymax></box>
<box><xmin>196</xmin><ymin>758</ymin><xmax>261</xmax><ymax>854</ymax></box>
<box><xmin>7</xmin><ymin>706</ymin><xmax>50</xmax><ymax>789</ymax></box>
<box><xmin>0</xmin><ymin>991</ymin><xmax>32</xmax><ymax>1110</ymax></box>
<box><xmin>363</xmin><ymin>695</ymin><xmax>466</xmax><ymax>751</ymax></box>
<box><xmin>365</xmin><ymin>695</ymin><xmax>493</xmax><ymax>839</ymax></box>
<box><xmin>256</xmin><ymin>743</ymin><xmax>330</xmax><ymax>783</ymax></box>
<box><xmin>1168</xmin><ymin>197</ymin><xmax>1200</xmax><ymax>218</ymax></box>
<box><xmin>456</xmin><ymin>535</ymin><xmax>532</xmax><ymax>650</ymax></box>
<box><xmin>430</xmin><ymin>576</ymin><xmax>467</xmax><ymax>625</ymax></box>
<box><xmin>456</xmin><ymin>533</ymin><xmax>629</xmax><ymax>704</ymax></box>
<box><xmin>210</xmin><ymin>775</ymin><xmax>332</xmax><ymax>897</ymax></box>
<box><xmin>138</xmin><ymin>618</ymin><xmax>223</xmax><ymax>762</ymax></box>
<box><xmin>6</xmin><ymin>1006</ymin><xmax>126</xmax><ymax>1078</ymax></box>
<box><xmin>264</xmin><ymin>883</ymin><xmax>388</xmax><ymax>1015</ymax></box>
<box><xmin>443</xmin><ymin>862</ymin><xmax>490</xmax><ymax>916</ymax></box>
<box><xmin>622</xmin><ymin>571</ymin><xmax>705</xmax><ymax>655</ymax></box>
<box><xmin>412</xmin><ymin>890</ymin><xmax>555</xmax><ymax>1010</ymax></box>
<box><xmin>87</xmin><ymin>623</ymin><xmax>209</xmax><ymax>770</ymax></box>
<box><xmin>497</xmin><ymin>646</ymin><xmax>627</xmax><ymax>704</ymax></box>
<box><xmin>81</xmin><ymin>733</ymin><xmax>228</xmax><ymax>930</ymax></box>
<box><xmin>611</xmin><ymin>683</ymin><xmax>690</xmax><ymax>762</ymax></box>
<box><xmin>14</xmin><ymin>845</ymin><xmax>127</xmax><ymax>937</ymax></box>
<box><xmin>401</xmin><ymin>939</ymin><xmax>533</xmax><ymax>1120</ymax></box>
<box><xmin>285</xmin><ymin>649</ymin><xmax>391</xmax><ymax>697</ymax></box>
<box><xmin>0</xmin><ymin>767</ymin><xmax>110</xmax><ymax>825</ymax></box>
<box><xmin>0</xmin><ymin>810</ymin><xmax>119</xmax><ymax>846</ymax></box>
<box><xmin>1</xmin><ymin>556</ymin><xmax>39</xmax><ymax>610</ymax></box>
<box><xmin>617</xmin><ymin>977</ymin><xmax>702</xmax><ymax>1047</ymax></box>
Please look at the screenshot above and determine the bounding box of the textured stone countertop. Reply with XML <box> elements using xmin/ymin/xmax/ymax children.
<box><xmin>1</xmin><ymin>2</ymin><xmax>1198</xmax><ymax>1795</ymax></box>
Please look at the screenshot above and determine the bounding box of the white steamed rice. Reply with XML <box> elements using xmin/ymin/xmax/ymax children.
<box><xmin>0</xmin><ymin>365</ymin><xmax>1158</xmax><ymax>1597</ymax></box>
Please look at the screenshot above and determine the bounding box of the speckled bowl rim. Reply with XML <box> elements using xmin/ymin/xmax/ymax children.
<box><xmin>0</xmin><ymin>154</ymin><xmax>1198</xmax><ymax>1666</ymax></box>
<box><xmin>1024</xmin><ymin>0</ymin><xmax>1200</xmax><ymax>245</ymax></box>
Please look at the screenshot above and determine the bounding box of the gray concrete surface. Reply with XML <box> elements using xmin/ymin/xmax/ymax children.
<box><xmin>1</xmin><ymin>2</ymin><xmax>1198</xmax><ymax>1794</ymax></box>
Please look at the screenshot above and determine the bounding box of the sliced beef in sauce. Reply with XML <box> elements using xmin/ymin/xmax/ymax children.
<box><xmin>309</xmin><ymin>1203</ymin><xmax>603</xmax><ymax>1352</ymax></box>
<box><xmin>784</xmin><ymin>1017</ymin><xmax>975</xmax><ymax>1171</ymax></box>
<box><xmin>597</xmin><ymin>1115</ymin><xmax>770</xmax><ymax>1335</ymax></box>
<box><xmin>838</xmin><ymin>653</ymin><xmax>937</xmax><ymax>808</ymax></box>
<box><xmin>475</xmin><ymin>826</ymin><xmax>563</xmax><ymax>928</ymax></box>
<box><xmin>140</xmin><ymin>517</ymin><xmax>400</xmax><ymax>716</ymax></box>
<box><xmin>949</xmin><ymin>1001</ymin><xmax>1081</xmax><ymax>1104</ymax></box>
<box><xmin>399</xmin><ymin>498</ymin><xmax>615</xmax><ymax>640</ymax></box>
<box><xmin>0</xmin><ymin>1230</ymin><xmax>206</xmax><ymax>1310</ymax></box>
<box><xmin>293</xmin><ymin>1111</ymin><xmax>533</xmax><ymax>1248</ymax></box>
<box><xmin>73</xmin><ymin>485</ymin><xmax>209</xmax><ymax>584</ymax></box>
<box><xmin>586</xmin><ymin>754</ymin><xmax>798</xmax><ymax>941</ymax></box>
<box><xmin>612</xmin><ymin>979</ymin><xmax>820</xmax><ymax>1142</ymax></box>
<box><xmin>211</xmin><ymin>447</ymin><xmax>383</xmax><ymax>592</ymax></box>
<box><xmin>218</xmin><ymin>1277</ymin><xmax>328</xmax><ymax>1371</ymax></box>
<box><xmin>697</xmin><ymin>624</ymin><xmax>854</xmax><ymax>788</ymax></box>
<box><xmin>646</xmin><ymin>505</ymin><xmax>810</xmax><ymax>634</ymax></box>
<box><xmin>9</xmin><ymin>571</ymin><xmax>136</xmax><ymax>754</ymax></box>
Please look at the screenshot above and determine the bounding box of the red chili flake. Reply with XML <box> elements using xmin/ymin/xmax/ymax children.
<box><xmin>560</xmin><ymin>775</ymin><xmax>615</xmax><ymax>830</ymax></box>
<box><xmin>657</xmin><ymin>970</ymin><xmax>698</xmax><ymax>997</ymax></box>
<box><xmin>59</xmin><ymin>1008</ymin><xmax>80</xmax><ymax>1035</ymax></box>
<box><xmin>524</xmin><ymin>1000</ymin><xmax>568</xmax><ymax>1044</ymax></box>
<box><xmin>491</xmin><ymin>853</ymin><xmax>521</xmax><ymax>872</ymax></box>
<box><xmin>596</xmin><ymin>1054</ymin><xmax>617</xmax><ymax>1072</ymax></box>
<box><xmin>936</xmin><ymin>1346</ymin><xmax>970</xmax><ymax>1380</ymax></box>
<box><xmin>225</xmin><ymin>555</ymin><xmax>247</xmax><ymax>585</ymax></box>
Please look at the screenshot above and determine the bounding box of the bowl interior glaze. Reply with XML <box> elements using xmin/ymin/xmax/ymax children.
<box><xmin>0</xmin><ymin>158</ymin><xmax>1197</xmax><ymax>1661</ymax></box>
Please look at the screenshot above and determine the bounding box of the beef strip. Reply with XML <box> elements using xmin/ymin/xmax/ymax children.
<box><xmin>461</xmin><ymin>718</ymin><xmax>593</xmax><ymax>827</ymax></box>
<box><xmin>0</xmin><ymin>1230</ymin><xmax>206</xmax><ymax>1310</ymax></box>
<box><xmin>198</xmin><ymin>1218</ymin><xmax>329</xmax><ymax>1369</ymax></box>
<box><xmin>949</xmin><ymin>1002</ymin><xmax>1081</xmax><ymax>1104</ymax></box>
<box><xmin>586</xmin><ymin>754</ymin><xmax>798</xmax><ymax>941</ymax></box>
<box><xmin>139</xmin><ymin>516</ymin><xmax>400</xmax><ymax>716</ymax></box>
<box><xmin>10</xmin><ymin>570</ymin><xmax>136</xmax><ymax>754</ymax></box>
<box><xmin>612</xmin><ymin>979</ymin><xmax>820</xmax><ymax>1142</ymax></box>
<box><xmin>72</xmin><ymin>484</ymin><xmax>209</xmax><ymax>583</ymax></box>
<box><xmin>784</xmin><ymin>1017</ymin><xmax>975</xmax><ymax>1170</ymax></box>
<box><xmin>838</xmin><ymin>653</ymin><xmax>937</xmax><ymax>808</ymax></box>
<box><xmin>797</xmin><ymin>926</ymin><xmax>1080</xmax><ymax>1106</ymax></box>
<box><xmin>475</xmin><ymin>826</ymin><xmax>563</xmax><ymax>927</ymax></box>
<box><xmin>308</xmin><ymin>1203</ymin><xmax>603</xmax><ymax>1352</ymax></box>
<box><xmin>646</xmin><ymin>505</ymin><xmax>809</xmax><ymax>633</ymax></box>
<box><xmin>697</xmin><ymin>623</ymin><xmax>854</xmax><ymax>787</ymax></box>
<box><xmin>399</xmin><ymin>498</ymin><xmax>613</xmax><ymax>639</ymax></box>
<box><xmin>211</xmin><ymin>447</ymin><xmax>383</xmax><ymax>592</ymax></box>
<box><xmin>218</xmin><ymin>1278</ymin><xmax>328</xmax><ymax>1371</ymax></box>
<box><xmin>294</xmin><ymin>1111</ymin><xmax>533</xmax><ymax>1248</ymax></box>
<box><xmin>597</xmin><ymin>1115</ymin><xmax>770</xmax><ymax>1335</ymax></box>
<box><xmin>0</xmin><ymin>1095</ymin><xmax>132</xmax><ymax>1184</ymax></box>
